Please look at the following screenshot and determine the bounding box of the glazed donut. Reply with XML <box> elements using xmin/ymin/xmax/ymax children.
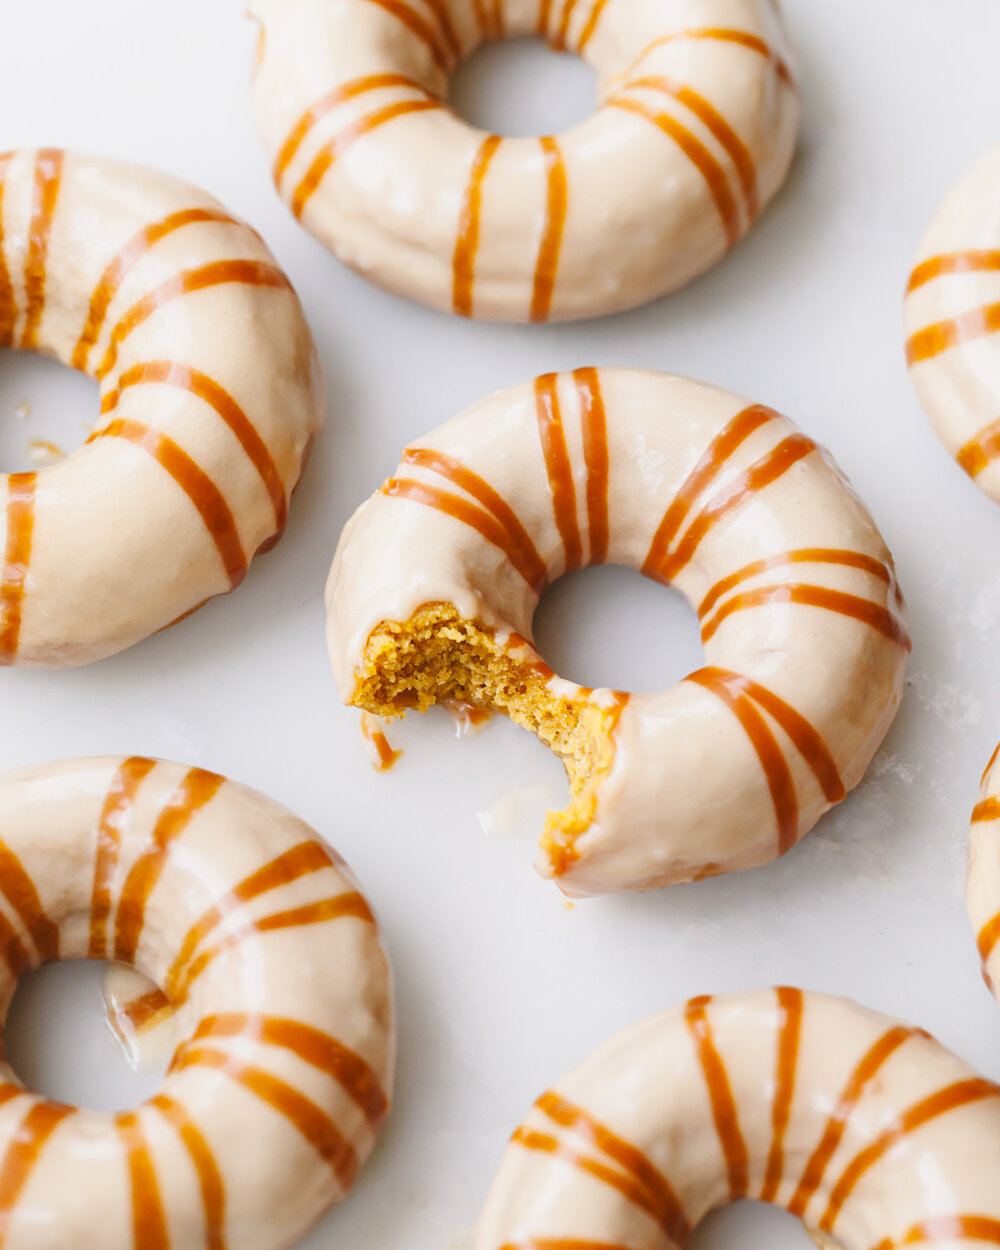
<box><xmin>248</xmin><ymin>0</ymin><xmax>799</xmax><ymax>322</ymax></box>
<box><xmin>967</xmin><ymin>742</ymin><xmax>1000</xmax><ymax>997</ymax></box>
<box><xmin>0</xmin><ymin>148</ymin><xmax>323</xmax><ymax>668</ymax></box>
<box><xmin>0</xmin><ymin>756</ymin><xmax>392</xmax><ymax>1250</ymax></box>
<box><xmin>905</xmin><ymin>144</ymin><xmax>1000</xmax><ymax>505</ymax></box>
<box><xmin>325</xmin><ymin>369</ymin><xmax>910</xmax><ymax>896</ymax></box>
<box><xmin>475</xmin><ymin>988</ymin><xmax>1000</xmax><ymax>1249</ymax></box>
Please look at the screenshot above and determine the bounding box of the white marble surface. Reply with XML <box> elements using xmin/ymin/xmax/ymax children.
<box><xmin>1</xmin><ymin>2</ymin><xmax>999</xmax><ymax>1246</ymax></box>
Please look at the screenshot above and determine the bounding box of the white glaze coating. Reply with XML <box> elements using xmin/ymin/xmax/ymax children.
<box><xmin>249</xmin><ymin>0</ymin><xmax>799</xmax><ymax>322</ymax></box>
<box><xmin>326</xmin><ymin>369</ymin><xmax>910</xmax><ymax>896</ymax></box>
<box><xmin>0</xmin><ymin>148</ymin><xmax>324</xmax><ymax>668</ymax></box>
<box><xmin>967</xmin><ymin>743</ymin><xmax>1000</xmax><ymax>1003</ymax></box>
<box><xmin>905</xmin><ymin>144</ymin><xmax>1000</xmax><ymax>506</ymax></box>
<box><xmin>0</xmin><ymin>756</ymin><xmax>393</xmax><ymax>1250</ymax></box>
<box><xmin>474</xmin><ymin>988</ymin><xmax>1000</xmax><ymax>1249</ymax></box>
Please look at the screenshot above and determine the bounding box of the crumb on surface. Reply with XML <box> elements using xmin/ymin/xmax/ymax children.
<box><xmin>351</xmin><ymin>602</ymin><xmax>621</xmax><ymax>875</ymax></box>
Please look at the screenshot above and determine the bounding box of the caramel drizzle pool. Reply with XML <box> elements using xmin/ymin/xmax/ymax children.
<box><xmin>510</xmin><ymin>988</ymin><xmax>1000</xmax><ymax>1242</ymax></box>
<box><xmin>0</xmin><ymin>760</ymin><xmax>388</xmax><ymax>1243</ymax></box>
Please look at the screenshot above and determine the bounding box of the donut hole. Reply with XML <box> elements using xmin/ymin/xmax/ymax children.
<box><xmin>0</xmin><ymin>347</ymin><xmax>97</xmax><ymax>473</ymax></box>
<box><xmin>688</xmin><ymin>1201</ymin><xmax>829</xmax><ymax>1249</ymax></box>
<box><xmin>3</xmin><ymin>960</ymin><xmax>166</xmax><ymax>1112</ymax></box>
<box><xmin>449</xmin><ymin>37</ymin><xmax>595</xmax><ymax>137</ymax></box>
<box><xmin>533</xmin><ymin>564</ymin><xmax>703</xmax><ymax>693</ymax></box>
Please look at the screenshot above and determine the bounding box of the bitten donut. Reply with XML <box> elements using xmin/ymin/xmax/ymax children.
<box><xmin>326</xmin><ymin>369</ymin><xmax>910</xmax><ymax>896</ymax></box>
<box><xmin>905</xmin><ymin>144</ymin><xmax>1000</xmax><ymax>505</ymax></box>
<box><xmin>248</xmin><ymin>0</ymin><xmax>799</xmax><ymax>321</ymax></box>
<box><xmin>475</xmin><ymin>988</ymin><xmax>1000</xmax><ymax>1249</ymax></box>
<box><xmin>0</xmin><ymin>148</ymin><xmax>323</xmax><ymax>668</ymax></box>
<box><xmin>0</xmin><ymin>756</ymin><xmax>393</xmax><ymax>1250</ymax></box>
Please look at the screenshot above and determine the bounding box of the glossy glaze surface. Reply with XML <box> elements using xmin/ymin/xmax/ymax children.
<box><xmin>327</xmin><ymin>369</ymin><xmax>910</xmax><ymax>894</ymax></box>
<box><xmin>0</xmin><ymin>149</ymin><xmax>323</xmax><ymax>667</ymax></box>
<box><xmin>248</xmin><ymin>0</ymin><xmax>799</xmax><ymax>321</ymax></box>
<box><xmin>475</xmin><ymin>988</ymin><xmax>1000</xmax><ymax>1249</ymax></box>
<box><xmin>0</xmin><ymin>757</ymin><xmax>393</xmax><ymax>1250</ymax></box>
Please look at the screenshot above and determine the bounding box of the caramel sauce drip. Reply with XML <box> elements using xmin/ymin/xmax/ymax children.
<box><xmin>625</xmin><ymin>76</ymin><xmax>758</xmax><ymax>219</ymax></box>
<box><xmin>72</xmin><ymin>207</ymin><xmax>239</xmax><ymax>372</ymax></box>
<box><xmin>291</xmin><ymin>98</ymin><xmax>444</xmax><ymax>219</ymax></box>
<box><xmin>0</xmin><ymin>1100</ymin><xmax>73</xmax><ymax>1240</ymax></box>
<box><xmin>172</xmin><ymin>1045</ymin><xmax>359</xmax><ymax>1190</ymax></box>
<box><xmin>535</xmin><ymin>373</ymin><xmax>583</xmax><ymax>570</ymax></box>
<box><xmin>101</xmin><ymin>360</ymin><xmax>288</xmax><ymax>541</ymax></box>
<box><xmin>612</xmin><ymin>28</ymin><xmax>797</xmax><ymax>92</ymax></box>
<box><xmin>274</xmin><ymin>74</ymin><xmax>433</xmax><ymax>186</ymax></box>
<box><xmin>0</xmin><ymin>153</ymin><xmax>15</xmax><ymax>345</ymax></box>
<box><xmin>453</xmin><ymin>135</ymin><xmax>503</xmax><ymax>317</ymax></box>
<box><xmin>786</xmin><ymin>1025</ymin><xmax>927</xmax><ymax>1216</ymax></box>
<box><xmin>867</xmin><ymin>1217</ymin><xmax>1000</xmax><ymax>1250</ymax></box>
<box><xmin>607</xmin><ymin>96</ymin><xmax>742</xmax><ymax>247</ymax></box>
<box><xmin>702</xmin><ymin>583</ymin><xmax>911</xmax><ymax>650</ymax></box>
<box><xmin>576</xmin><ymin>367</ymin><xmax>609</xmax><ymax>565</ymax></box>
<box><xmin>19</xmin><ymin>149</ymin><xmax>63</xmax><ymax>351</ymax></box>
<box><xmin>906</xmin><ymin>301</ymin><xmax>1000</xmax><ymax>365</ymax></box>
<box><xmin>113</xmin><ymin>768</ymin><xmax>225</xmax><ymax>965</ymax></box>
<box><xmin>760</xmin><ymin>986</ymin><xmax>804</xmax><ymax>1203</ymax></box>
<box><xmin>643</xmin><ymin>404</ymin><xmax>776</xmax><ymax>579</ymax></box>
<box><xmin>95</xmin><ymin>259</ymin><xmax>293</xmax><ymax>382</ymax></box>
<box><xmin>90</xmin><ymin>418</ymin><xmax>248</xmax><ymax>588</ymax></box>
<box><xmin>818</xmin><ymin>1079</ymin><xmax>1000</xmax><ymax>1231</ymax></box>
<box><xmin>685</xmin><ymin>996</ymin><xmax>749</xmax><ymax>1200</ymax></box>
<box><xmin>117</xmin><ymin>1111</ymin><xmax>170</xmax><ymax>1250</ymax></box>
<box><xmin>530</xmin><ymin>138</ymin><xmax>568</xmax><ymax>323</ymax></box>
<box><xmin>361</xmin><ymin>713</ymin><xmax>402</xmax><ymax>770</ymax></box>
<box><xmin>907</xmin><ymin>249</ymin><xmax>1000</xmax><ymax>293</ymax></box>
<box><xmin>0</xmin><ymin>474</ymin><xmax>37</xmax><ymax>667</ymax></box>
<box><xmin>89</xmin><ymin>757</ymin><xmax>158</xmax><ymax>960</ymax></box>
<box><xmin>149</xmin><ymin>1094</ymin><xmax>227</xmax><ymax>1250</ymax></box>
<box><xmin>189</xmin><ymin>1014</ymin><xmax>389</xmax><ymax>1129</ymax></box>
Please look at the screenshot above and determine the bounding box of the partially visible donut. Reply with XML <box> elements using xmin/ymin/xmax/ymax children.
<box><xmin>475</xmin><ymin>988</ymin><xmax>1000</xmax><ymax>1249</ymax></box>
<box><xmin>0</xmin><ymin>756</ymin><xmax>393</xmax><ymax>1250</ymax></box>
<box><xmin>248</xmin><ymin>0</ymin><xmax>799</xmax><ymax>321</ymax></box>
<box><xmin>0</xmin><ymin>148</ymin><xmax>323</xmax><ymax>667</ymax></box>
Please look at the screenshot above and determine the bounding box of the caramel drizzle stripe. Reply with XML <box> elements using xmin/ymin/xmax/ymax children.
<box><xmin>654</xmin><ymin>434</ymin><xmax>816</xmax><ymax>583</ymax></box>
<box><xmin>760</xmin><ymin>986</ymin><xmax>804</xmax><ymax>1203</ymax></box>
<box><xmin>0</xmin><ymin>837</ymin><xmax>59</xmax><ymax>963</ymax></box>
<box><xmin>0</xmin><ymin>1101</ymin><xmax>73</xmax><ymax>1244</ymax></box>
<box><xmin>71</xmin><ymin>207</ymin><xmax>240</xmax><ymax>372</ymax></box>
<box><xmin>686</xmin><ymin>668</ymin><xmax>798</xmax><ymax>853</ymax></box>
<box><xmin>452</xmin><ymin>134</ymin><xmax>503</xmax><ymax>317</ymax></box>
<box><xmin>907</xmin><ymin>250</ymin><xmax>1000</xmax><ymax>293</ymax></box>
<box><xmin>88</xmin><ymin>756</ymin><xmax>159</xmax><ymax>960</ymax></box>
<box><xmin>361</xmin><ymin>716</ymin><xmax>402</xmax><ymax>770</ymax></box>
<box><xmin>100</xmin><ymin>361</ymin><xmax>288</xmax><ymax>539</ymax></box>
<box><xmin>576</xmin><ymin>367</ymin><xmax>610</xmax><ymax>565</ymax></box>
<box><xmin>189</xmin><ymin>1014</ymin><xmax>389</xmax><ymax>1129</ymax></box>
<box><xmin>149</xmin><ymin>1094</ymin><xmax>226</xmax><ymax>1250</ymax></box>
<box><xmin>164</xmin><ymin>841</ymin><xmax>340</xmax><ymax>998</ymax></box>
<box><xmin>512</xmin><ymin>1128</ymin><xmax>682</xmax><ymax>1240</ymax></box>
<box><xmin>360</xmin><ymin>0</ymin><xmax>453</xmax><ymax>71</ymax></box>
<box><xmin>535</xmin><ymin>1091</ymin><xmax>689</xmax><ymax>1240</ymax></box>
<box><xmin>382</xmin><ymin>478</ymin><xmax>549</xmax><ymax>593</ymax></box>
<box><xmin>117</xmin><ymin>1111</ymin><xmax>170</xmax><ymax>1250</ymax></box>
<box><xmin>113</xmin><ymin>768</ymin><xmax>225</xmax><ymax>965</ymax></box>
<box><xmin>19</xmin><ymin>148</ymin><xmax>64</xmax><ymax>351</ymax></box>
<box><xmin>273</xmin><ymin>74</ymin><xmax>433</xmax><ymax>186</ymax></box>
<box><xmin>536</xmin><ymin>0</ymin><xmax>555</xmax><ymax>37</ymax></box>
<box><xmin>291</xmin><ymin>99</ymin><xmax>444</xmax><ymax>220</ymax></box>
<box><xmin>613</xmin><ymin>28</ymin><xmax>796</xmax><ymax>92</ymax></box>
<box><xmin>982</xmin><ymin>743</ymin><xmax>1000</xmax><ymax>787</ymax></box>
<box><xmin>535</xmin><ymin>374</ymin><xmax>583</xmax><ymax>570</ymax></box>
<box><xmin>698</xmin><ymin>548</ymin><xmax>893</xmax><ymax>619</ymax></box>
<box><xmin>0</xmin><ymin>910</ymin><xmax>30</xmax><ymax>982</ymax></box>
<box><xmin>0</xmin><ymin>153</ymin><xmax>15</xmax><ymax>345</ymax></box>
<box><xmin>491</xmin><ymin>0</ymin><xmax>505</xmax><ymax>37</ymax></box>
<box><xmin>172</xmin><ymin>1046</ymin><xmax>359</xmax><ymax>1189</ymax></box>
<box><xmin>0</xmin><ymin>474</ymin><xmax>37</xmax><ymax>667</ymax></box>
<box><xmin>624</xmin><ymin>76</ymin><xmax>758</xmax><ymax>219</ymax></box>
<box><xmin>91</xmin><ymin>419</ymin><xmax>248</xmax><ymax>588</ymax></box>
<box><xmin>977</xmin><ymin>911</ymin><xmax>1000</xmax><ymax>970</ymax></box>
<box><xmin>552</xmin><ymin>0</ymin><xmax>580</xmax><ymax>49</ymax></box>
<box><xmin>956</xmin><ymin>416</ymin><xmax>1000</xmax><ymax>478</ymax></box>
<box><xmin>607</xmin><ymin>98</ymin><xmax>741</xmax><ymax>248</ymax></box>
<box><xmin>642</xmin><ymin>404</ymin><xmax>776</xmax><ymax>579</ymax></box>
<box><xmin>530</xmin><ymin>138</ymin><xmax>568</xmax><ymax>323</ymax></box>
<box><xmin>170</xmin><ymin>893</ymin><xmax>375</xmax><ymax>1007</ymax></box>
<box><xmin>701</xmin><ymin>584</ymin><xmax>912</xmax><ymax>650</ymax></box>
<box><xmin>906</xmin><ymin>301</ymin><xmax>1000</xmax><ymax>365</ymax></box>
<box><xmin>577</xmin><ymin>0</ymin><xmax>612</xmax><ymax>49</ymax></box>
<box><xmin>95</xmin><ymin>260</ymin><xmax>293</xmax><ymax>382</ymax></box>
<box><xmin>499</xmin><ymin>1243</ymin><xmax>635</xmax><ymax>1250</ymax></box>
<box><xmin>115</xmin><ymin>987</ymin><xmax>171</xmax><ymax>1034</ymax></box>
<box><xmin>684</xmin><ymin>997</ymin><xmax>750</xmax><ymax>1199</ymax></box>
<box><xmin>972</xmin><ymin>796</ymin><xmax>1000</xmax><ymax>823</ymax></box>
<box><xmin>867</xmin><ymin>1217</ymin><xmax>1000</xmax><ymax>1250</ymax></box>
<box><xmin>786</xmin><ymin>1025</ymin><xmax>928</xmax><ymax>1216</ymax></box>
<box><xmin>819</xmin><ymin>1079</ymin><xmax>1000</xmax><ymax>1231</ymax></box>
